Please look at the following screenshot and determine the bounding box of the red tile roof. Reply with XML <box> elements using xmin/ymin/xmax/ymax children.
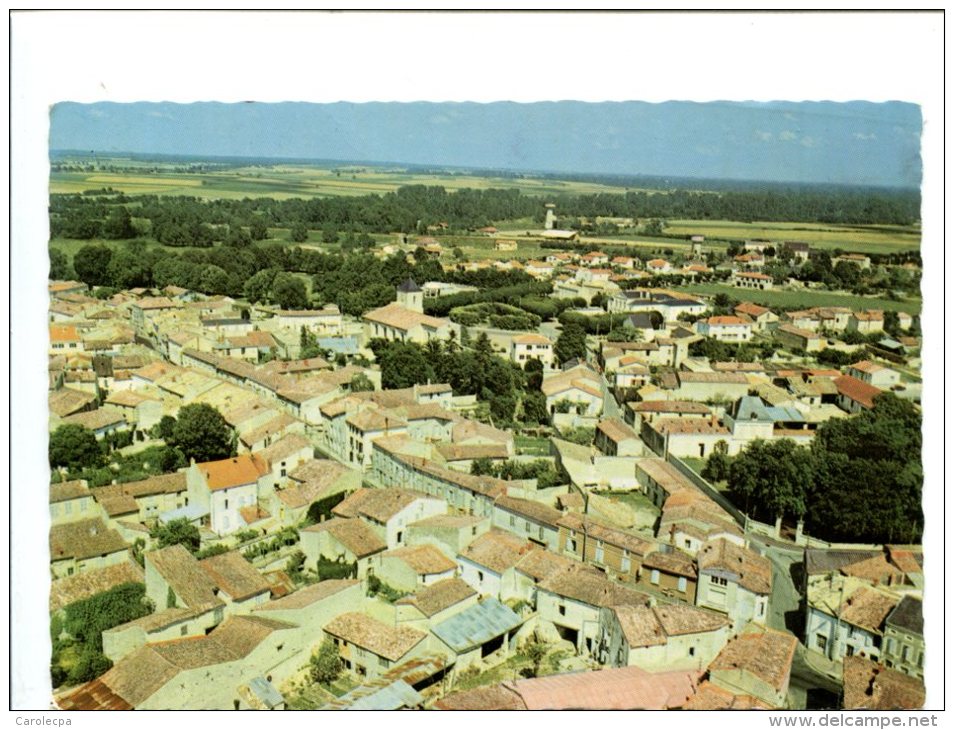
<box><xmin>197</xmin><ymin>454</ymin><xmax>269</xmax><ymax>491</ymax></box>
<box><xmin>833</xmin><ymin>375</ymin><xmax>883</xmax><ymax>409</ymax></box>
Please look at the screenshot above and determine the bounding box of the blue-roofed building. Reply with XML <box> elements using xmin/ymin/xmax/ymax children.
<box><xmin>431</xmin><ymin>598</ymin><xmax>524</xmax><ymax>671</ymax></box>
<box><xmin>724</xmin><ymin>395</ymin><xmax>807</xmax><ymax>442</ymax></box>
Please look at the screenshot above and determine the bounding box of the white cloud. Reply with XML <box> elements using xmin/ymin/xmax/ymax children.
<box><xmin>755</xmin><ymin>130</ymin><xmax>773</xmax><ymax>142</ymax></box>
<box><xmin>779</xmin><ymin>130</ymin><xmax>798</xmax><ymax>142</ymax></box>
<box><xmin>800</xmin><ymin>136</ymin><xmax>817</xmax><ymax>148</ymax></box>
<box><xmin>854</xmin><ymin>132</ymin><xmax>877</xmax><ymax>141</ymax></box>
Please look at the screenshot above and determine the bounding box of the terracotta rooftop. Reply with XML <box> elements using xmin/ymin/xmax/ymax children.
<box><xmin>460</xmin><ymin>530</ymin><xmax>533</xmax><ymax>574</ymax></box>
<box><xmin>49</xmin><ymin>387</ymin><xmax>98</xmax><ymax>417</ymax></box>
<box><xmin>630</xmin><ymin>400</ymin><xmax>711</xmax><ymax>414</ymax></box>
<box><xmin>642</xmin><ymin>549</ymin><xmax>698</xmax><ymax>578</ymax></box>
<box><xmin>840</xmin><ymin>586</ymin><xmax>900</xmax><ymax>634</ymax></box>
<box><xmin>596</xmin><ymin>417</ymin><xmax>639</xmax><ymax>443</ymax></box>
<box><xmin>494</xmin><ymin>495</ymin><xmax>563</xmax><ymax>528</ymax></box>
<box><xmin>324</xmin><ymin>612</ymin><xmax>426</xmax><ymax>662</ymax></box>
<box><xmin>197</xmin><ymin>454</ymin><xmax>269</xmax><ymax>491</ymax></box>
<box><xmin>395</xmin><ymin>577</ymin><xmax>477</xmax><ymax>617</ymax></box>
<box><xmin>383</xmin><ymin>544</ymin><xmax>457</xmax><ymax>575</ymax></box>
<box><xmin>303</xmin><ymin>517</ymin><xmax>387</xmax><ymax>558</ymax></box>
<box><xmin>62</xmin><ymin>407</ymin><xmax>127</xmax><ymax>431</ymax></box>
<box><xmin>697</xmin><ymin>538</ymin><xmax>772</xmax><ymax>595</ymax></box>
<box><xmin>539</xmin><ymin>567</ymin><xmax>651</xmax><ymax>609</ymax></box>
<box><xmin>556</xmin><ymin>514</ymin><xmax>654</xmax><ymax>556</ymax></box>
<box><xmin>49</xmin><ymin>560</ymin><xmax>144</xmax><ymax>613</ymax></box>
<box><xmin>146</xmin><ymin>544</ymin><xmax>221</xmax><ymax>609</ymax></box>
<box><xmin>708</xmin><ymin>625</ymin><xmax>798</xmax><ymax>692</ymax></box>
<box><xmin>706</xmin><ymin>316</ymin><xmax>749</xmax><ymax>326</ymax></box>
<box><xmin>363</xmin><ymin>301</ymin><xmax>449</xmax><ymax>332</ymax></box>
<box><xmin>333</xmin><ymin>487</ymin><xmax>435</xmax><ymax>523</ymax></box>
<box><xmin>50</xmin><ymin>518</ymin><xmax>128</xmax><ymax>562</ymax></box>
<box><xmin>842</xmin><ymin>656</ymin><xmax>925</xmax><ymax>710</ymax></box>
<box><xmin>834</xmin><ymin>374</ymin><xmax>883</xmax><ymax>409</ymax></box>
<box><xmin>257</xmin><ymin>433</ymin><xmax>312</xmax><ymax>466</ymax></box>
<box><xmin>501</xmin><ymin>665</ymin><xmax>700</xmax><ymax>710</ymax></box>
<box><xmin>254</xmin><ymin>579</ymin><xmax>360</xmax><ymax>612</ymax></box>
<box><xmin>49</xmin><ymin>479</ymin><xmax>91</xmax><ymax>504</ymax></box>
<box><xmin>238</xmin><ymin>414</ymin><xmax>299</xmax><ymax>449</ymax></box>
<box><xmin>684</xmin><ymin>680</ymin><xmax>772</xmax><ymax>710</ymax></box>
<box><xmin>512</xmin><ymin>333</ymin><xmax>552</xmax><ymax>346</ymax></box>
<box><xmin>199</xmin><ymin>551</ymin><xmax>271</xmax><ymax>602</ymax></box>
<box><xmin>612</xmin><ymin>604</ymin><xmax>728</xmax><ymax>648</ymax></box>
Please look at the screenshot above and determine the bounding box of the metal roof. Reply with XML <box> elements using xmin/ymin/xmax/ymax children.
<box><xmin>329</xmin><ymin>679</ymin><xmax>423</xmax><ymax>710</ymax></box>
<box><xmin>248</xmin><ymin>676</ymin><xmax>284</xmax><ymax>709</ymax></box>
<box><xmin>432</xmin><ymin>598</ymin><xmax>522</xmax><ymax>653</ymax></box>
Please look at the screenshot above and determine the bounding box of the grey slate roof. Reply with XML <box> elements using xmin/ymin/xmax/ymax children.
<box><xmin>886</xmin><ymin>595</ymin><xmax>923</xmax><ymax>636</ymax></box>
<box><xmin>397</xmin><ymin>278</ymin><xmax>421</xmax><ymax>293</ymax></box>
<box><xmin>432</xmin><ymin>598</ymin><xmax>522</xmax><ymax>653</ymax></box>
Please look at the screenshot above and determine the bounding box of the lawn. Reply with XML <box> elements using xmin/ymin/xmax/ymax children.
<box><xmin>677</xmin><ymin>282</ymin><xmax>921</xmax><ymax>315</ymax></box>
<box><xmin>663</xmin><ymin>219</ymin><xmax>921</xmax><ymax>255</ymax></box>
<box><xmin>514</xmin><ymin>434</ymin><xmax>551</xmax><ymax>456</ymax></box>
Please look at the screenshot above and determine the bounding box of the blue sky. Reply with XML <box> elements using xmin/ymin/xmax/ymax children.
<box><xmin>50</xmin><ymin>100</ymin><xmax>922</xmax><ymax>188</ymax></box>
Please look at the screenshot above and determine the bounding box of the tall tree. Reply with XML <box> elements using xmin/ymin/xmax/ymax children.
<box><xmin>272</xmin><ymin>272</ymin><xmax>309</xmax><ymax>310</ymax></box>
<box><xmin>555</xmin><ymin>321</ymin><xmax>587</xmax><ymax>364</ymax></box>
<box><xmin>72</xmin><ymin>244</ymin><xmax>113</xmax><ymax>287</ymax></box>
<box><xmin>170</xmin><ymin>403</ymin><xmax>233</xmax><ymax>464</ymax></box>
<box><xmin>49</xmin><ymin>424</ymin><xmax>104</xmax><ymax>471</ymax></box>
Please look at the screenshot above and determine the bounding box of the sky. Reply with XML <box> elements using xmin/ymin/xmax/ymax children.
<box><xmin>50</xmin><ymin>100</ymin><xmax>922</xmax><ymax>189</ymax></box>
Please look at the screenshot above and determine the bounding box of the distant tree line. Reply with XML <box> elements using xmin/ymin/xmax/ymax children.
<box><xmin>49</xmin><ymin>181</ymin><xmax>921</xmax><ymax>243</ymax></box>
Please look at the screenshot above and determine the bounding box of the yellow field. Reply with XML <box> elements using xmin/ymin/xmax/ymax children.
<box><xmin>664</xmin><ymin>220</ymin><xmax>920</xmax><ymax>254</ymax></box>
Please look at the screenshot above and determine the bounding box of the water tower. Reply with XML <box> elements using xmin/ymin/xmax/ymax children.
<box><xmin>544</xmin><ymin>203</ymin><xmax>557</xmax><ymax>231</ymax></box>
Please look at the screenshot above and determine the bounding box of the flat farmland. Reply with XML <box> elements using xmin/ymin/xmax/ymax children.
<box><xmin>50</xmin><ymin>163</ymin><xmax>643</xmax><ymax>200</ymax></box>
<box><xmin>664</xmin><ymin>220</ymin><xmax>921</xmax><ymax>255</ymax></box>
<box><xmin>678</xmin><ymin>282</ymin><xmax>922</xmax><ymax>315</ymax></box>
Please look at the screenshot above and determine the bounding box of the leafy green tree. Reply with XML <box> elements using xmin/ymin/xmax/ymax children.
<box><xmin>224</xmin><ymin>225</ymin><xmax>253</xmax><ymax>249</ymax></box>
<box><xmin>249</xmin><ymin>218</ymin><xmax>269</xmax><ymax>241</ymax></box>
<box><xmin>378</xmin><ymin>342</ymin><xmax>434</xmax><ymax>389</ymax></box>
<box><xmin>321</xmin><ymin>225</ymin><xmax>339</xmax><ymax>244</ymax></box>
<box><xmin>289</xmin><ymin>221</ymin><xmax>309</xmax><ymax>243</ymax></box>
<box><xmin>151</xmin><ymin>414</ymin><xmax>177</xmax><ymax>441</ymax></box>
<box><xmin>72</xmin><ymin>244</ymin><xmax>113</xmax><ymax>287</ymax></box>
<box><xmin>349</xmin><ymin>373</ymin><xmax>375</xmax><ymax>393</ymax></box>
<box><xmin>728</xmin><ymin>439</ymin><xmax>813</xmax><ymax>521</ymax></box>
<box><xmin>524</xmin><ymin>638</ymin><xmax>549</xmax><ymax>678</ymax></box>
<box><xmin>49</xmin><ymin>249</ymin><xmax>72</xmax><ymax>280</ymax></box>
<box><xmin>152</xmin><ymin>518</ymin><xmax>201</xmax><ymax>553</ymax></box>
<box><xmin>63</xmin><ymin>582</ymin><xmax>152</xmax><ymax>651</ymax></box>
<box><xmin>101</xmin><ymin>206</ymin><xmax>136</xmax><ymax>240</ymax></box>
<box><xmin>521</xmin><ymin>390</ymin><xmax>549</xmax><ymax>425</ymax></box>
<box><xmin>489</xmin><ymin>391</ymin><xmax>517</xmax><ymax>425</ymax></box>
<box><xmin>171</xmin><ymin>403</ymin><xmax>233</xmax><ymax>463</ymax></box>
<box><xmin>66</xmin><ymin>647</ymin><xmax>113</xmax><ymax>685</ymax></box>
<box><xmin>49</xmin><ymin>424</ymin><xmax>104</xmax><ymax>471</ymax></box>
<box><xmin>243</xmin><ymin>268</ymin><xmax>277</xmax><ymax>304</ymax></box>
<box><xmin>555</xmin><ymin>321</ymin><xmax>587</xmax><ymax>364</ymax></box>
<box><xmin>272</xmin><ymin>272</ymin><xmax>309</xmax><ymax>310</ymax></box>
<box><xmin>701</xmin><ymin>449</ymin><xmax>732</xmax><ymax>483</ymax></box>
<box><xmin>158</xmin><ymin>446</ymin><xmax>186</xmax><ymax>473</ymax></box>
<box><xmin>309</xmin><ymin>639</ymin><xmax>343</xmax><ymax>684</ymax></box>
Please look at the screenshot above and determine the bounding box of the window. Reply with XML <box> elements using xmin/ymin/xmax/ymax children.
<box><xmin>181</xmin><ymin>625</ymin><xmax>188</xmax><ymax>636</ymax></box>
<box><xmin>901</xmin><ymin>645</ymin><xmax>910</xmax><ymax>662</ymax></box>
<box><xmin>595</xmin><ymin>542</ymin><xmax>605</xmax><ymax>564</ymax></box>
<box><xmin>651</xmin><ymin>570</ymin><xmax>660</xmax><ymax>585</ymax></box>
<box><xmin>846</xmin><ymin>645</ymin><xmax>855</xmax><ymax>657</ymax></box>
<box><xmin>568</xmin><ymin>538</ymin><xmax>578</xmax><ymax>553</ymax></box>
<box><xmin>711</xmin><ymin>576</ymin><xmax>728</xmax><ymax>587</ymax></box>
<box><xmin>677</xmin><ymin>577</ymin><xmax>687</xmax><ymax>593</ymax></box>
<box><xmin>688</xmin><ymin>647</ymin><xmax>695</xmax><ymax>657</ymax></box>
<box><xmin>509</xmin><ymin>515</ymin><xmax>516</xmax><ymax>527</ymax></box>
<box><xmin>684</xmin><ymin>539</ymin><xmax>691</xmax><ymax>549</ymax></box>
<box><xmin>477</xmin><ymin>571</ymin><xmax>484</xmax><ymax>582</ymax></box>
<box><xmin>558</xmin><ymin>604</ymin><xmax>566</xmax><ymax>616</ymax></box>
<box><xmin>224</xmin><ymin>499</ymin><xmax>229</xmax><ymax>509</ymax></box>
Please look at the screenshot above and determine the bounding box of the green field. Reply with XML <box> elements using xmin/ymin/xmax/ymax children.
<box><xmin>678</xmin><ymin>282</ymin><xmax>921</xmax><ymax>315</ymax></box>
<box><xmin>664</xmin><ymin>219</ymin><xmax>920</xmax><ymax>255</ymax></box>
<box><xmin>50</xmin><ymin>162</ymin><xmax>644</xmax><ymax>200</ymax></box>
